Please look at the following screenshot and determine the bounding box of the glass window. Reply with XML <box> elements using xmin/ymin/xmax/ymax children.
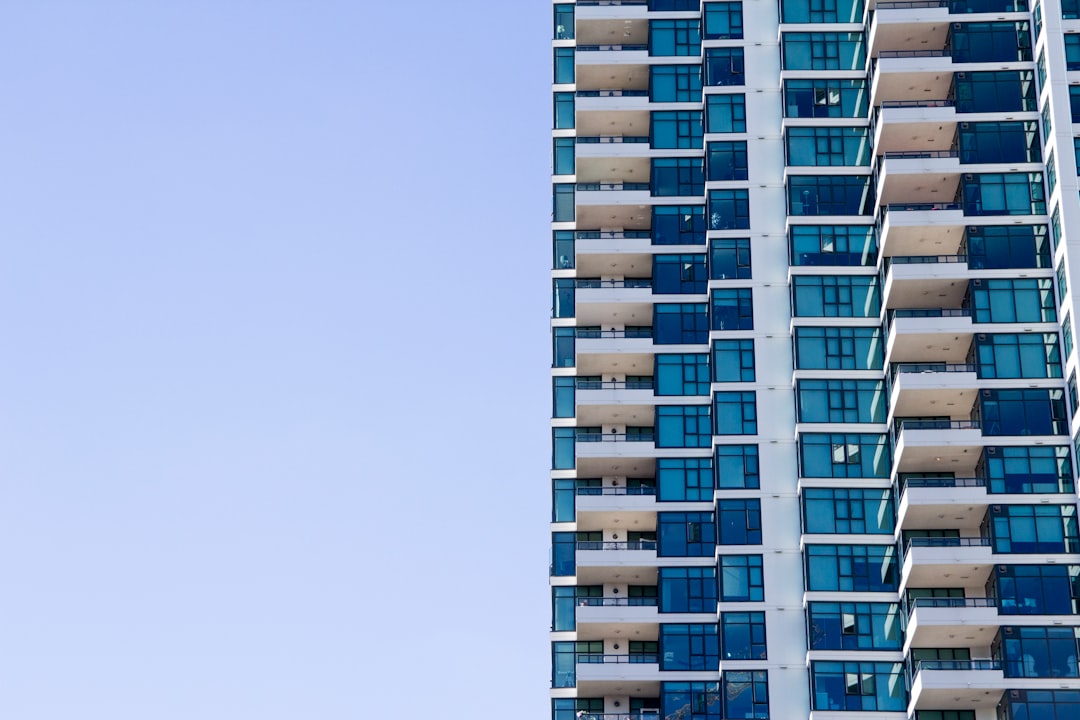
<box><xmin>781</xmin><ymin>0</ymin><xmax>863</xmax><ymax>22</ymax></box>
<box><xmin>788</xmin><ymin>175</ymin><xmax>875</xmax><ymax>216</ymax></box>
<box><xmin>553</xmin><ymin>377</ymin><xmax>575</xmax><ymax>418</ymax></box>
<box><xmin>662</xmin><ymin>683</ymin><xmax>722</xmax><ymax>720</ymax></box>
<box><xmin>659</xmin><ymin>512</ymin><xmax>717</xmax><ymax>556</ymax></box>
<box><xmin>996</xmin><ymin>564</ymin><xmax>1080</xmax><ymax>615</ymax></box>
<box><xmin>966</xmin><ymin>224</ymin><xmax>1051</xmax><ymax>269</ymax></box>
<box><xmin>554</xmin><ymin>48</ymin><xmax>574</xmax><ymax>84</ymax></box>
<box><xmin>1059</xmin><ymin>259</ymin><xmax>1069</xmax><ymax>303</ymax></box>
<box><xmin>714</xmin><ymin>391</ymin><xmax>756</xmax><ymax>434</ymax></box>
<box><xmin>705</xmin><ymin>48</ymin><xmax>745</xmax><ymax>86</ymax></box>
<box><xmin>554</xmin><ymin>4</ymin><xmax>574</xmax><ymax>39</ymax></box>
<box><xmin>553</xmin><ymin>183</ymin><xmax>574</xmax><ymax>222</ymax></box>
<box><xmin>784</xmin><ymin>79</ymin><xmax>868</xmax><ymax>118</ymax></box>
<box><xmin>661</xmin><ymin>624</ymin><xmax>719</xmax><ymax>670</ymax></box>
<box><xmin>706</xmin><ymin>141</ymin><xmax>749</xmax><ymax>180</ymax></box>
<box><xmin>1072</xmin><ymin>86</ymin><xmax>1080</xmax><ymax>120</ymax></box>
<box><xmin>708</xmin><ymin>189</ymin><xmax>750</xmax><ymax>229</ymax></box>
<box><xmin>792</xmin><ymin>275</ymin><xmax>879</xmax><ymax>317</ymax></box>
<box><xmin>650</xmin><ymin>20</ymin><xmax>702</xmax><ymax>56</ymax></box>
<box><xmin>971</xmin><ymin>278</ymin><xmax>1056</xmax><ymax>322</ymax></box>
<box><xmin>810</xmin><ymin>661</ymin><xmax>907</xmax><ymax>711</ymax></box>
<box><xmin>981</xmin><ymin>388</ymin><xmax>1068</xmax><ymax>436</ymax></box>
<box><xmin>711</xmin><ymin>288</ymin><xmax>754</xmax><ymax>329</ymax></box>
<box><xmin>553</xmin><ymin>230</ymin><xmax>574</xmax><ymax>270</ymax></box>
<box><xmin>651</xmin><ymin>65</ymin><xmax>702</xmax><ymax>102</ymax></box>
<box><xmin>716</xmin><ymin>444</ymin><xmax>759</xmax><ymax>488</ymax></box>
<box><xmin>553</xmin><ymin>327</ymin><xmax>575</xmax><ymax>368</ymax></box>
<box><xmin>553</xmin><ymin>92</ymin><xmax>574</xmax><ymax>129</ymax></box>
<box><xmin>551</xmin><ymin>531</ymin><xmax>576</xmax><ymax>575</ymax></box>
<box><xmin>553</xmin><ymin>279</ymin><xmax>574</xmax><ymax>318</ymax></box>
<box><xmin>650</xmin><ymin>0</ymin><xmax>700</xmax><ymax>7</ymax></box>
<box><xmin>803</xmin><ymin>488</ymin><xmax>894</xmax><ymax>534</ymax></box>
<box><xmin>1065</xmin><ymin>313</ymin><xmax>1074</xmax><ymax>359</ymax></box>
<box><xmin>984</xmin><ymin>444</ymin><xmax>1075</xmax><ymax>496</ymax></box>
<box><xmin>706</xmin><ymin>94</ymin><xmax>746</xmax><ymax>132</ymax></box>
<box><xmin>652</xmin><ymin>111</ymin><xmax>704</xmax><ymax>149</ymax></box>
<box><xmin>963</xmin><ymin>172</ymin><xmax>1045</xmax><ymax>215</ymax></box>
<box><xmin>786</xmin><ymin>126</ymin><xmax>871</xmax><ymax>167</ymax></box>
<box><xmin>553</xmin><ymin>428</ymin><xmax>575</xmax><ymax>470</ymax></box>
<box><xmin>1053</xmin><ymin>206</ymin><xmax>1063</xmax><ymax>251</ymax></box>
<box><xmin>781</xmin><ymin>32</ymin><xmax>865</xmax><ymax>70</ymax></box>
<box><xmin>720</xmin><ymin>611</ymin><xmax>766</xmax><ymax>659</ymax></box>
<box><xmin>723</xmin><ymin>671</ymin><xmax>769</xmax><ymax>718</ymax></box>
<box><xmin>794</xmin><ymin>326</ymin><xmax>883</xmax><ymax>370</ymax></box>
<box><xmin>710</xmin><ymin>238</ymin><xmax>752</xmax><ymax>279</ymax></box>
<box><xmin>658</xmin><ymin>405</ymin><xmax>712</xmax><ymax>448</ymax></box>
<box><xmin>1049</xmin><ymin>151</ymin><xmax>1059</xmax><ymax>196</ymax></box>
<box><xmin>717</xmin><ymin>499</ymin><xmax>762</xmax><ymax>544</ymax></box>
<box><xmin>552</xmin><ymin>478</ymin><xmax>574</xmax><ymax>522</ymax></box>
<box><xmin>958</xmin><ymin>121</ymin><xmax>1040</xmax><ymax>164</ymax></box>
<box><xmin>704</xmin><ymin>2</ymin><xmax>744</xmax><ymax>39</ymax></box>
<box><xmin>790</xmin><ymin>225</ymin><xmax>876</xmax><ymax>266</ymax></box>
<box><xmin>807</xmin><ymin>602</ymin><xmax>902</xmax><ymax>650</ymax></box>
<box><xmin>950</xmin><ymin>21</ymin><xmax>1032</xmax><ymax>63</ymax></box>
<box><xmin>657</xmin><ymin>353</ymin><xmax>711</xmax><ymax>395</ymax></box>
<box><xmin>799</xmin><ymin>433</ymin><xmax>891</xmax><ymax>478</ymax></box>
<box><xmin>660</xmin><ymin>567</ymin><xmax>718</xmax><ymax>613</ymax></box>
<box><xmin>955</xmin><ymin>71</ymin><xmax>1036</xmax><ymax>113</ymax></box>
<box><xmin>1001</xmin><ymin>626</ymin><xmax>1080</xmax><ymax>678</ymax></box>
<box><xmin>553</xmin><ymin>137</ymin><xmax>574</xmax><ymax>176</ymax></box>
<box><xmin>719</xmin><ymin>554</ymin><xmax>764</xmax><ymax>600</ymax></box>
<box><xmin>797</xmin><ymin>379</ymin><xmax>886</xmax><ymax>423</ymax></box>
<box><xmin>1043</xmin><ymin>102</ymin><xmax>1053</xmax><ymax>143</ymax></box>
<box><xmin>657</xmin><ymin>457</ymin><xmax>714</xmax><ymax>501</ymax></box>
<box><xmin>653</xmin><ymin>158</ymin><xmax>705</xmax><ymax>196</ymax></box>
<box><xmin>1002</xmin><ymin>690</ymin><xmax>1080</xmax><ymax>720</ymax></box>
<box><xmin>991</xmin><ymin>504</ymin><xmax>1079</xmax><ymax>553</ymax></box>
<box><xmin>806</xmin><ymin>544</ymin><xmax>898</xmax><ymax>591</ymax></box>
<box><xmin>653</xmin><ymin>205</ymin><xmax>707</xmax><ymax>246</ymax></box>
<box><xmin>712</xmin><ymin>339</ymin><xmax>755</xmax><ymax>382</ymax></box>
<box><xmin>976</xmin><ymin>333</ymin><xmax>1062</xmax><ymax>379</ymax></box>
<box><xmin>656</xmin><ymin>303</ymin><xmax>709</xmax><ymax>344</ymax></box>
<box><xmin>553</xmin><ymin>698</ymin><xmax>605</xmax><ymax>720</ymax></box>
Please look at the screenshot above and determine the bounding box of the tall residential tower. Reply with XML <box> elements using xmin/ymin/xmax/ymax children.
<box><xmin>550</xmin><ymin>0</ymin><xmax>1080</xmax><ymax>718</ymax></box>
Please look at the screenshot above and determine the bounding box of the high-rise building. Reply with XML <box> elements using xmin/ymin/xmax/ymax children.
<box><xmin>549</xmin><ymin>0</ymin><xmax>1080</xmax><ymax>718</ymax></box>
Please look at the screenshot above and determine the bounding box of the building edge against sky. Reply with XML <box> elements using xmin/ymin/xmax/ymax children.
<box><xmin>549</xmin><ymin>0</ymin><xmax>1080</xmax><ymax>718</ymax></box>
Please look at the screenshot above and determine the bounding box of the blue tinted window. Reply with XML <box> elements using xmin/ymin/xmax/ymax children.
<box><xmin>553</xmin><ymin>428</ymin><xmax>575</xmax><ymax>470</ymax></box>
<box><xmin>554</xmin><ymin>4</ymin><xmax>574</xmax><ymax>39</ymax></box>
<box><xmin>720</xmin><ymin>611</ymin><xmax>766</xmax><ymax>659</ymax></box>
<box><xmin>803</xmin><ymin>488</ymin><xmax>894</xmax><ymax>534</ymax></box>
<box><xmin>799</xmin><ymin>433</ymin><xmax>891</xmax><ymax>477</ymax></box>
<box><xmin>792</xmin><ymin>275</ymin><xmax>879</xmax><ymax>317</ymax></box>
<box><xmin>1002</xmin><ymin>691</ymin><xmax>1080</xmax><ymax>720</ymax></box>
<box><xmin>991</xmin><ymin>504</ymin><xmax>1079</xmax><ymax>553</ymax></box>
<box><xmin>662</xmin><ymin>683</ymin><xmax>722</xmax><ymax>720</ymax></box>
<box><xmin>719</xmin><ymin>554</ymin><xmax>764</xmax><ymax>600</ymax></box>
<box><xmin>971</xmin><ymin>278</ymin><xmax>1055</xmax><ymax>323</ymax></box>
<box><xmin>553</xmin><ymin>377</ymin><xmax>575</xmax><ymax>418</ymax></box>
<box><xmin>657</xmin><ymin>405</ymin><xmax>712</xmax><ymax>447</ymax></box>
<box><xmin>710</xmin><ymin>238</ymin><xmax>752</xmax><ymax>279</ymax></box>
<box><xmin>997</xmin><ymin>565</ymin><xmax>1080</xmax><ymax>615</ymax></box>
<box><xmin>782</xmin><ymin>32</ymin><xmax>865</xmax><ymax>70</ymax></box>
<box><xmin>712</xmin><ymin>339</ymin><xmax>755</xmax><ymax>382</ymax></box>
<box><xmin>810</xmin><ymin>661</ymin><xmax>906</xmax><ymax>710</ymax></box>
<box><xmin>551</xmin><ymin>532</ymin><xmax>576</xmax><ymax>576</ymax></box>
<box><xmin>708</xmin><ymin>189</ymin><xmax>750</xmax><ymax>229</ymax></box>
<box><xmin>553</xmin><ymin>183</ymin><xmax>574</xmax><ymax>222</ymax></box>
<box><xmin>652</xmin><ymin>111</ymin><xmax>704</xmax><ymax>149</ymax></box>
<box><xmin>717</xmin><ymin>499</ymin><xmax>761</xmax><ymax>544</ymax></box>
<box><xmin>976</xmin><ymin>333</ymin><xmax>1061</xmax><ymax>378</ymax></box>
<box><xmin>956</xmin><ymin>71</ymin><xmax>1036</xmax><ymax>113</ymax></box>
<box><xmin>807</xmin><ymin>602</ymin><xmax>902</xmax><ymax>650</ymax></box>
<box><xmin>716</xmin><ymin>444</ymin><xmax>760</xmax><ymax>488</ymax></box>
<box><xmin>805</xmin><ymin>544</ymin><xmax>898</xmax><ymax>591</ymax></box>
<box><xmin>704</xmin><ymin>2</ymin><xmax>744</xmax><ymax>39</ymax></box>
<box><xmin>553</xmin><ymin>48</ymin><xmax>574</xmax><ymax>84</ymax></box>
<box><xmin>962</xmin><ymin>173</ymin><xmax>1045</xmax><ymax>215</ymax></box>
<box><xmin>553</xmin><ymin>279</ymin><xmax>574</xmax><ymax>318</ymax></box>
<box><xmin>653</xmin><ymin>158</ymin><xmax>705</xmax><ymax>196</ymax></box>
<box><xmin>650</xmin><ymin>20</ymin><xmax>701</xmax><ymax>56</ymax></box>
<box><xmin>786</xmin><ymin>126</ymin><xmax>871</xmax><ymax>166</ymax></box>
<box><xmin>784</xmin><ymin>79</ymin><xmax>868</xmax><ymax>118</ymax></box>
<box><xmin>706</xmin><ymin>141</ymin><xmax>748</xmax><ymax>180</ymax></box>
<box><xmin>705</xmin><ymin>48</ymin><xmax>745</xmax><ymax>86</ymax></box>
<box><xmin>981</xmin><ymin>389</ymin><xmax>1068</xmax><ymax>436</ymax></box>
<box><xmin>794</xmin><ymin>326</ymin><xmax>884</xmax><ymax>369</ymax></box>
<box><xmin>553</xmin><ymin>230</ymin><xmax>574</xmax><ymax>270</ymax></box>
<box><xmin>655</xmin><ymin>254</ymin><xmax>707</xmax><ymax>294</ymax></box>
<box><xmin>959</xmin><ymin>121</ymin><xmax>1040</xmax><ymax>164</ymax></box>
<box><xmin>657</xmin><ymin>353</ymin><xmax>710</xmax><ymax>395</ymax></box>
<box><xmin>790</xmin><ymin>225</ymin><xmax>876</xmax><ymax>266</ymax></box>
<box><xmin>706</xmin><ymin>93</ymin><xmax>746</xmax><ymax>131</ymax></box>
<box><xmin>950</xmin><ymin>21</ymin><xmax>1032</xmax><ymax>62</ymax></box>
<box><xmin>797</xmin><ymin>379</ymin><xmax>886</xmax><ymax>423</ymax></box>
<box><xmin>1001</xmin><ymin>626</ymin><xmax>1080</xmax><ymax>678</ymax></box>
<box><xmin>653</xmin><ymin>205</ymin><xmax>706</xmax><ymax>246</ymax></box>
<box><xmin>967</xmin><ymin>224</ymin><xmax>1051</xmax><ymax>269</ymax></box>
<box><xmin>553</xmin><ymin>137</ymin><xmax>574</xmax><ymax>176</ymax></box>
<box><xmin>553</xmin><ymin>92</ymin><xmax>574</xmax><ymax>129</ymax></box>
<box><xmin>660</xmin><ymin>567</ymin><xmax>718</xmax><ymax>613</ymax></box>
<box><xmin>553</xmin><ymin>327</ymin><xmax>575</xmax><ymax>368</ymax></box>
<box><xmin>711</xmin><ymin>288</ymin><xmax>754</xmax><ymax>329</ymax></box>
<box><xmin>982</xmin><ymin>445</ymin><xmax>1074</xmax><ymax>494</ymax></box>
<box><xmin>659</xmin><ymin>512</ymin><xmax>716</xmax><ymax>556</ymax></box>
<box><xmin>660</xmin><ymin>624</ymin><xmax>719</xmax><ymax>670</ymax></box>
<box><xmin>657</xmin><ymin>457</ymin><xmax>714</xmax><ymax>501</ymax></box>
<box><xmin>782</xmin><ymin>0</ymin><xmax>863</xmax><ymax>21</ymax></box>
<box><xmin>723</xmin><ymin>671</ymin><xmax>769</xmax><ymax>718</ymax></box>
<box><xmin>656</xmin><ymin>303</ymin><xmax>709</xmax><ymax>344</ymax></box>
<box><xmin>714</xmin><ymin>391</ymin><xmax>757</xmax><ymax>435</ymax></box>
<box><xmin>788</xmin><ymin>175</ymin><xmax>875</xmax><ymax>216</ymax></box>
<box><xmin>650</xmin><ymin>65</ymin><xmax>702</xmax><ymax>102</ymax></box>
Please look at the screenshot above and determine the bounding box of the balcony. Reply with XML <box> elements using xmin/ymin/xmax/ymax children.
<box><xmin>901</xmin><ymin>536</ymin><xmax>993</xmax><ymax>588</ymax></box>
<box><xmin>574</xmin><ymin>278</ymin><xmax>654</xmax><ymax>326</ymax></box>
<box><xmin>575</xmin><ymin>327</ymin><xmax>655</xmax><ymax>376</ymax></box>
<box><xmin>904</xmin><ymin>598</ymin><xmax>1000</xmax><ymax>653</ymax></box>
<box><xmin>887</xmin><ymin>362</ymin><xmax>978</xmax><ymax>422</ymax></box>
<box><xmin>575</xmin><ymin>654</ymin><xmax>662</xmax><ymax>695</ymax></box>
<box><xmin>868</xmin><ymin>0</ymin><xmax>950</xmax><ymax>60</ymax></box>
<box><xmin>871</xmin><ymin>51</ymin><xmax>954</xmax><ymax>107</ymax></box>
<box><xmin>908</xmin><ymin>659</ymin><xmax>1005</xmax><ymax>711</ymax></box>
<box><xmin>575</xmin><ymin>483</ymin><xmax>659</xmax><ymax>531</ymax></box>
<box><xmin>875</xmin><ymin>150</ymin><xmax>961</xmax><ymax>207</ymax></box>
<box><xmin>896</xmin><ymin>475</ymin><xmax>987</xmax><ymax>530</ymax></box>
<box><xmin>576</xmin><ymin>596</ymin><xmax>661</xmax><ymax>640</ymax></box>
<box><xmin>885</xmin><ymin>308</ymin><xmax>973</xmax><ymax>366</ymax></box>
<box><xmin>877</xmin><ymin>203</ymin><xmax>966</xmax><ymax>258</ymax></box>
<box><xmin>892</xmin><ymin>418</ymin><xmax>983</xmax><ymax>474</ymax></box>
<box><xmin>873</xmin><ymin>100</ymin><xmax>957</xmax><ymax>156</ymax></box>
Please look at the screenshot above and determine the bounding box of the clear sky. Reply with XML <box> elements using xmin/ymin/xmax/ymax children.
<box><xmin>0</xmin><ymin>2</ymin><xmax>553</xmax><ymax>717</ymax></box>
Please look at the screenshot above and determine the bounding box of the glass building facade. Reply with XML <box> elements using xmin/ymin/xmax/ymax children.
<box><xmin>550</xmin><ymin>0</ymin><xmax>1080</xmax><ymax>718</ymax></box>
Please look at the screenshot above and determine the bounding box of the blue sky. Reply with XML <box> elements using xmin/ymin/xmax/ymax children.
<box><xmin>0</xmin><ymin>2</ymin><xmax>553</xmax><ymax>717</ymax></box>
